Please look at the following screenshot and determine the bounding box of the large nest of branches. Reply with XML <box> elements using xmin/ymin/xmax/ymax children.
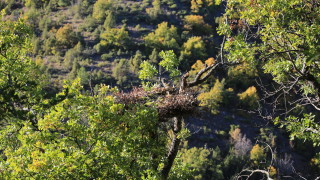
<box><xmin>157</xmin><ymin>92</ymin><xmax>199</xmax><ymax>120</ymax></box>
<box><xmin>115</xmin><ymin>87</ymin><xmax>199</xmax><ymax>121</ymax></box>
<box><xmin>114</xmin><ymin>87</ymin><xmax>148</xmax><ymax>105</ymax></box>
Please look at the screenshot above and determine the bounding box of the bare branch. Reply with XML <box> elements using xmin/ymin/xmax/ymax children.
<box><xmin>180</xmin><ymin>63</ymin><xmax>221</xmax><ymax>92</ymax></box>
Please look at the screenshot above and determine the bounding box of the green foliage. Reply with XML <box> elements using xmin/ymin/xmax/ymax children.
<box><xmin>275</xmin><ymin>114</ymin><xmax>320</xmax><ymax>146</ymax></box>
<box><xmin>149</xmin><ymin>48</ymin><xmax>159</xmax><ymax>64</ymax></box>
<box><xmin>24</xmin><ymin>0</ymin><xmax>50</xmax><ymax>8</ymax></box>
<box><xmin>222</xmin><ymin>0</ymin><xmax>320</xmax><ymax>148</ymax></box>
<box><xmin>181</xmin><ymin>36</ymin><xmax>207</xmax><ymax>63</ymax></box>
<box><xmin>103</xmin><ymin>10</ymin><xmax>116</xmax><ymax>29</ymax></box>
<box><xmin>139</xmin><ymin>50</ymin><xmax>181</xmax><ymax>84</ymax></box>
<box><xmin>0</xmin><ymin>80</ymin><xmax>166</xmax><ymax>179</ymax></box>
<box><xmin>198</xmin><ymin>79</ymin><xmax>225</xmax><ymax>114</ymax></box>
<box><xmin>0</xmin><ymin>15</ymin><xmax>45</xmax><ymax>121</ymax></box>
<box><xmin>180</xmin><ymin>147</ymin><xmax>211</xmax><ymax>179</ymax></box>
<box><xmin>68</xmin><ymin>59</ymin><xmax>89</xmax><ymax>86</ymax></box>
<box><xmin>159</xmin><ymin>50</ymin><xmax>180</xmax><ymax>77</ymax></box>
<box><xmin>55</xmin><ymin>24</ymin><xmax>79</xmax><ymax>48</ymax></box>
<box><xmin>57</xmin><ymin>0</ymin><xmax>70</xmax><ymax>7</ymax></box>
<box><xmin>139</xmin><ymin>61</ymin><xmax>158</xmax><ymax>81</ymax></box>
<box><xmin>99</xmin><ymin>26</ymin><xmax>129</xmax><ymax>50</ymax></box>
<box><xmin>227</xmin><ymin>62</ymin><xmax>257</xmax><ymax>90</ymax></box>
<box><xmin>144</xmin><ymin>22</ymin><xmax>180</xmax><ymax>50</ymax></box>
<box><xmin>259</xmin><ymin>128</ymin><xmax>277</xmax><ymax>147</ymax></box>
<box><xmin>130</xmin><ymin>50</ymin><xmax>143</xmax><ymax>75</ymax></box>
<box><xmin>310</xmin><ymin>153</ymin><xmax>320</xmax><ymax>172</ymax></box>
<box><xmin>183</xmin><ymin>15</ymin><xmax>212</xmax><ymax>35</ymax></box>
<box><xmin>92</xmin><ymin>0</ymin><xmax>113</xmax><ymax>22</ymax></box>
<box><xmin>63</xmin><ymin>42</ymin><xmax>83</xmax><ymax>70</ymax></box>
<box><xmin>237</xmin><ymin>86</ymin><xmax>259</xmax><ymax>110</ymax></box>
<box><xmin>190</xmin><ymin>0</ymin><xmax>219</xmax><ymax>13</ymax></box>
<box><xmin>112</xmin><ymin>59</ymin><xmax>129</xmax><ymax>85</ymax></box>
<box><xmin>146</xmin><ymin>0</ymin><xmax>162</xmax><ymax>21</ymax></box>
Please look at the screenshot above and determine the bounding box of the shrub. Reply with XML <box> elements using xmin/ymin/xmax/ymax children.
<box><xmin>92</xmin><ymin>0</ymin><xmax>113</xmax><ymax>22</ymax></box>
<box><xmin>250</xmin><ymin>144</ymin><xmax>266</xmax><ymax>165</ymax></box>
<box><xmin>99</xmin><ymin>26</ymin><xmax>129</xmax><ymax>50</ymax></box>
<box><xmin>181</xmin><ymin>36</ymin><xmax>207</xmax><ymax>65</ymax></box>
<box><xmin>180</xmin><ymin>147</ymin><xmax>211</xmax><ymax>180</ymax></box>
<box><xmin>238</xmin><ymin>86</ymin><xmax>259</xmax><ymax>110</ymax></box>
<box><xmin>198</xmin><ymin>79</ymin><xmax>225</xmax><ymax>114</ymax></box>
<box><xmin>55</xmin><ymin>24</ymin><xmax>78</xmax><ymax>48</ymax></box>
<box><xmin>112</xmin><ymin>59</ymin><xmax>129</xmax><ymax>85</ymax></box>
<box><xmin>146</xmin><ymin>0</ymin><xmax>162</xmax><ymax>21</ymax></box>
<box><xmin>183</xmin><ymin>15</ymin><xmax>212</xmax><ymax>35</ymax></box>
<box><xmin>310</xmin><ymin>153</ymin><xmax>320</xmax><ymax>173</ymax></box>
<box><xmin>227</xmin><ymin>62</ymin><xmax>257</xmax><ymax>90</ymax></box>
<box><xmin>144</xmin><ymin>22</ymin><xmax>179</xmax><ymax>50</ymax></box>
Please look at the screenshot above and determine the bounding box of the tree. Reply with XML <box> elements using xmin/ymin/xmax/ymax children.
<box><xmin>92</xmin><ymin>0</ymin><xmax>113</xmax><ymax>22</ymax></box>
<box><xmin>103</xmin><ymin>10</ymin><xmax>116</xmax><ymax>29</ymax></box>
<box><xmin>181</xmin><ymin>36</ymin><xmax>207</xmax><ymax>65</ymax></box>
<box><xmin>130</xmin><ymin>50</ymin><xmax>143</xmax><ymax>75</ymax></box>
<box><xmin>139</xmin><ymin>50</ymin><xmax>221</xmax><ymax>179</ymax></box>
<box><xmin>183</xmin><ymin>15</ymin><xmax>212</xmax><ymax>35</ymax></box>
<box><xmin>146</xmin><ymin>0</ymin><xmax>162</xmax><ymax>21</ymax></box>
<box><xmin>198</xmin><ymin>79</ymin><xmax>225</xmax><ymax>114</ymax></box>
<box><xmin>0</xmin><ymin>79</ymin><xmax>166</xmax><ymax>179</ymax></box>
<box><xmin>144</xmin><ymin>22</ymin><xmax>180</xmax><ymax>51</ymax></box>
<box><xmin>55</xmin><ymin>24</ymin><xmax>79</xmax><ymax>48</ymax></box>
<box><xmin>190</xmin><ymin>0</ymin><xmax>220</xmax><ymax>13</ymax></box>
<box><xmin>219</xmin><ymin>0</ymin><xmax>320</xmax><ymax>171</ymax></box>
<box><xmin>112</xmin><ymin>59</ymin><xmax>129</xmax><ymax>85</ymax></box>
<box><xmin>99</xmin><ymin>25</ymin><xmax>129</xmax><ymax>50</ymax></box>
<box><xmin>24</xmin><ymin>0</ymin><xmax>50</xmax><ymax>8</ymax></box>
<box><xmin>149</xmin><ymin>48</ymin><xmax>159</xmax><ymax>64</ymax></box>
<box><xmin>0</xmin><ymin>15</ymin><xmax>45</xmax><ymax>123</ymax></box>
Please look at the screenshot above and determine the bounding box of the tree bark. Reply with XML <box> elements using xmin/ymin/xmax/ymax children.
<box><xmin>160</xmin><ymin>116</ymin><xmax>182</xmax><ymax>179</ymax></box>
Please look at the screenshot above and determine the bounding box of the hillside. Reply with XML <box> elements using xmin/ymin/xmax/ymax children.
<box><xmin>0</xmin><ymin>0</ymin><xmax>320</xmax><ymax>179</ymax></box>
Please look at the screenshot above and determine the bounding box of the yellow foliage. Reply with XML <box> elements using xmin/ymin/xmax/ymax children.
<box><xmin>93</xmin><ymin>0</ymin><xmax>112</xmax><ymax>22</ymax></box>
<box><xmin>183</xmin><ymin>15</ymin><xmax>212</xmax><ymax>34</ymax></box>
<box><xmin>230</xmin><ymin>128</ymin><xmax>241</xmax><ymax>143</ymax></box>
<box><xmin>191</xmin><ymin>0</ymin><xmax>216</xmax><ymax>13</ymax></box>
<box><xmin>55</xmin><ymin>24</ymin><xmax>77</xmax><ymax>47</ymax></box>
<box><xmin>182</xmin><ymin>36</ymin><xmax>207</xmax><ymax>59</ymax></box>
<box><xmin>100</xmin><ymin>26</ymin><xmax>129</xmax><ymax>48</ymax></box>
<box><xmin>205</xmin><ymin>57</ymin><xmax>215</xmax><ymax>66</ymax></box>
<box><xmin>311</xmin><ymin>156</ymin><xmax>320</xmax><ymax>170</ymax></box>
<box><xmin>250</xmin><ymin>144</ymin><xmax>266</xmax><ymax>165</ymax></box>
<box><xmin>269</xmin><ymin>166</ymin><xmax>277</xmax><ymax>178</ymax></box>
<box><xmin>144</xmin><ymin>22</ymin><xmax>179</xmax><ymax>50</ymax></box>
<box><xmin>189</xmin><ymin>58</ymin><xmax>216</xmax><ymax>77</ymax></box>
<box><xmin>238</xmin><ymin>86</ymin><xmax>259</xmax><ymax>109</ymax></box>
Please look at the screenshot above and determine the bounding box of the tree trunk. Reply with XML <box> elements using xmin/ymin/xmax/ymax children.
<box><xmin>160</xmin><ymin>116</ymin><xmax>182</xmax><ymax>179</ymax></box>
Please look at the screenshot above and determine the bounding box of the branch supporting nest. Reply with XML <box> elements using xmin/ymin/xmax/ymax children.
<box><xmin>180</xmin><ymin>62</ymin><xmax>221</xmax><ymax>92</ymax></box>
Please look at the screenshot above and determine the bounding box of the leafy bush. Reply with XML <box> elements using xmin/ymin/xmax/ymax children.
<box><xmin>180</xmin><ymin>147</ymin><xmax>211</xmax><ymax>180</ymax></box>
<box><xmin>55</xmin><ymin>24</ymin><xmax>79</xmax><ymax>48</ymax></box>
<box><xmin>181</xmin><ymin>36</ymin><xmax>207</xmax><ymax>65</ymax></box>
<box><xmin>237</xmin><ymin>86</ymin><xmax>259</xmax><ymax>110</ymax></box>
<box><xmin>99</xmin><ymin>26</ymin><xmax>129</xmax><ymax>50</ymax></box>
<box><xmin>92</xmin><ymin>0</ymin><xmax>113</xmax><ymax>22</ymax></box>
<box><xmin>144</xmin><ymin>22</ymin><xmax>179</xmax><ymax>50</ymax></box>
<box><xmin>198</xmin><ymin>79</ymin><xmax>225</xmax><ymax>114</ymax></box>
<box><xmin>112</xmin><ymin>59</ymin><xmax>129</xmax><ymax>86</ymax></box>
<box><xmin>183</xmin><ymin>15</ymin><xmax>212</xmax><ymax>35</ymax></box>
<box><xmin>250</xmin><ymin>144</ymin><xmax>266</xmax><ymax>165</ymax></box>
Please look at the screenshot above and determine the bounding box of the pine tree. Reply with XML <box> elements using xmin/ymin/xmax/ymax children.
<box><xmin>130</xmin><ymin>50</ymin><xmax>143</xmax><ymax>75</ymax></box>
<box><xmin>104</xmin><ymin>10</ymin><xmax>116</xmax><ymax>29</ymax></box>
